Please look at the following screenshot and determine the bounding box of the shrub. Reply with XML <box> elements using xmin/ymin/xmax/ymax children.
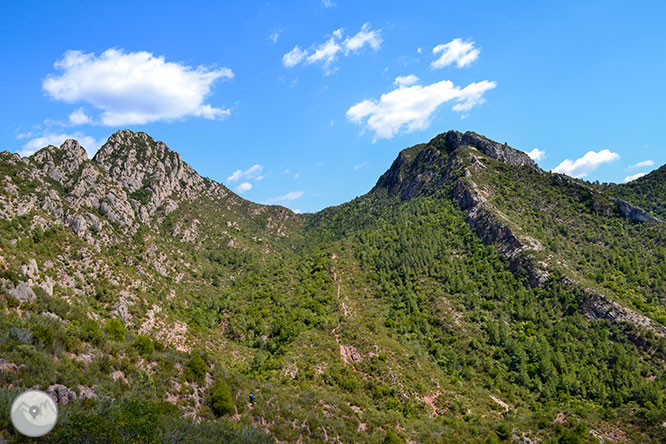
<box><xmin>133</xmin><ymin>334</ymin><xmax>155</xmax><ymax>355</ymax></box>
<box><xmin>496</xmin><ymin>423</ymin><xmax>511</xmax><ymax>441</ymax></box>
<box><xmin>383</xmin><ymin>430</ymin><xmax>405</xmax><ymax>444</ymax></box>
<box><xmin>104</xmin><ymin>318</ymin><xmax>125</xmax><ymax>342</ymax></box>
<box><xmin>209</xmin><ymin>379</ymin><xmax>234</xmax><ymax>416</ymax></box>
<box><xmin>186</xmin><ymin>353</ymin><xmax>207</xmax><ymax>382</ymax></box>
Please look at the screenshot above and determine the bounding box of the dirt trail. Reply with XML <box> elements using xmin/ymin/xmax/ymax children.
<box><xmin>331</xmin><ymin>253</ymin><xmax>356</xmax><ymax>368</ymax></box>
<box><xmin>422</xmin><ymin>391</ymin><xmax>444</xmax><ymax>417</ymax></box>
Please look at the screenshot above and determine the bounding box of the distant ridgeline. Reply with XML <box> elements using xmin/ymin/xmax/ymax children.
<box><xmin>0</xmin><ymin>129</ymin><xmax>664</xmax><ymax>443</ymax></box>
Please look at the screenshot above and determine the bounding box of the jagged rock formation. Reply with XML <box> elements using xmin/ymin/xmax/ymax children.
<box><xmin>1</xmin><ymin>130</ymin><xmax>296</xmax><ymax>241</ymax></box>
<box><xmin>93</xmin><ymin>130</ymin><xmax>218</xmax><ymax>223</ymax></box>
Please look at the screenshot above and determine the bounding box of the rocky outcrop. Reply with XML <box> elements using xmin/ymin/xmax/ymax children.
<box><xmin>580</xmin><ymin>289</ymin><xmax>666</xmax><ymax>338</ymax></box>
<box><xmin>614</xmin><ymin>198</ymin><xmax>660</xmax><ymax>223</ymax></box>
<box><xmin>372</xmin><ymin>130</ymin><xmax>539</xmax><ymax>201</ymax></box>
<box><xmin>32</xmin><ymin>139</ymin><xmax>88</xmax><ymax>186</ymax></box>
<box><xmin>6</xmin><ymin>281</ymin><xmax>36</xmax><ymax>303</ymax></box>
<box><xmin>443</xmin><ymin>131</ymin><xmax>538</xmax><ymax>169</ymax></box>
<box><xmin>47</xmin><ymin>384</ymin><xmax>77</xmax><ymax>405</ymax></box>
<box><xmin>371</xmin><ymin>143</ymin><xmax>447</xmax><ymax>200</ymax></box>
<box><xmin>92</xmin><ymin>130</ymin><xmax>215</xmax><ymax>223</ymax></box>
<box><xmin>453</xmin><ymin>179</ymin><xmax>549</xmax><ymax>288</ymax></box>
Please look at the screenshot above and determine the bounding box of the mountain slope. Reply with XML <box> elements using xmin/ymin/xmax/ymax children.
<box><xmin>605</xmin><ymin>164</ymin><xmax>666</xmax><ymax>220</ymax></box>
<box><xmin>1</xmin><ymin>129</ymin><xmax>665</xmax><ymax>443</ymax></box>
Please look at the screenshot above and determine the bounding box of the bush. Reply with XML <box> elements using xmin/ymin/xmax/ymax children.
<box><xmin>186</xmin><ymin>353</ymin><xmax>207</xmax><ymax>382</ymax></box>
<box><xmin>133</xmin><ymin>334</ymin><xmax>155</xmax><ymax>355</ymax></box>
<box><xmin>383</xmin><ymin>430</ymin><xmax>405</xmax><ymax>444</ymax></box>
<box><xmin>496</xmin><ymin>423</ymin><xmax>511</xmax><ymax>441</ymax></box>
<box><xmin>104</xmin><ymin>318</ymin><xmax>126</xmax><ymax>341</ymax></box>
<box><xmin>209</xmin><ymin>379</ymin><xmax>234</xmax><ymax>416</ymax></box>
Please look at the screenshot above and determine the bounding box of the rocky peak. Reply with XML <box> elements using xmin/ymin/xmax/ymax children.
<box><xmin>442</xmin><ymin>130</ymin><xmax>537</xmax><ymax>169</ymax></box>
<box><xmin>31</xmin><ymin>139</ymin><xmax>89</xmax><ymax>186</ymax></box>
<box><xmin>92</xmin><ymin>129</ymin><xmax>208</xmax><ymax>223</ymax></box>
<box><xmin>372</xmin><ymin>130</ymin><xmax>538</xmax><ymax>200</ymax></box>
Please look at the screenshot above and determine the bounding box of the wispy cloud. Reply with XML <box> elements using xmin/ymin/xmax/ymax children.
<box><xmin>526</xmin><ymin>148</ymin><xmax>545</xmax><ymax>162</ymax></box>
<box><xmin>265</xmin><ymin>190</ymin><xmax>304</xmax><ymax>204</ymax></box>
<box><xmin>282</xmin><ymin>23</ymin><xmax>381</xmax><ymax>74</ymax></box>
<box><xmin>321</xmin><ymin>0</ymin><xmax>335</xmax><ymax>8</ymax></box>
<box><xmin>353</xmin><ymin>161</ymin><xmax>368</xmax><ymax>170</ymax></box>
<box><xmin>269</xmin><ymin>30</ymin><xmax>282</xmax><ymax>44</ymax></box>
<box><xmin>623</xmin><ymin>172</ymin><xmax>648</xmax><ymax>183</ymax></box>
<box><xmin>235</xmin><ymin>182</ymin><xmax>253</xmax><ymax>193</ymax></box>
<box><xmin>394</xmin><ymin>75</ymin><xmax>420</xmax><ymax>87</ymax></box>
<box><xmin>68</xmin><ymin>108</ymin><xmax>93</xmax><ymax>125</ymax></box>
<box><xmin>346</xmin><ymin>76</ymin><xmax>496</xmax><ymax>140</ymax></box>
<box><xmin>227</xmin><ymin>164</ymin><xmax>264</xmax><ymax>183</ymax></box>
<box><xmin>552</xmin><ymin>149</ymin><xmax>620</xmax><ymax>178</ymax></box>
<box><xmin>431</xmin><ymin>38</ymin><xmax>480</xmax><ymax>69</ymax></box>
<box><xmin>43</xmin><ymin>49</ymin><xmax>233</xmax><ymax>126</ymax></box>
<box><xmin>627</xmin><ymin>159</ymin><xmax>654</xmax><ymax>169</ymax></box>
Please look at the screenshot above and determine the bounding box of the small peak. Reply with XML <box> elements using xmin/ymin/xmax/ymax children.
<box><xmin>60</xmin><ymin>139</ymin><xmax>89</xmax><ymax>162</ymax></box>
<box><xmin>429</xmin><ymin>130</ymin><xmax>537</xmax><ymax>169</ymax></box>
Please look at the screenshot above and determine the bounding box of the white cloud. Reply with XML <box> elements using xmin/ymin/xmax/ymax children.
<box><xmin>265</xmin><ymin>191</ymin><xmax>304</xmax><ymax>204</ymax></box>
<box><xmin>628</xmin><ymin>160</ymin><xmax>654</xmax><ymax>169</ymax></box>
<box><xmin>623</xmin><ymin>172</ymin><xmax>647</xmax><ymax>183</ymax></box>
<box><xmin>431</xmin><ymin>38</ymin><xmax>480</xmax><ymax>69</ymax></box>
<box><xmin>283</xmin><ymin>46</ymin><xmax>308</xmax><ymax>67</ymax></box>
<box><xmin>306</xmin><ymin>37</ymin><xmax>342</xmax><ymax>70</ymax></box>
<box><xmin>68</xmin><ymin>108</ymin><xmax>92</xmax><ymax>125</ymax></box>
<box><xmin>269</xmin><ymin>30</ymin><xmax>281</xmax><ymax>44</ymax></box>
<box><xmin>394</xmin><ymin>75</ymin><xmax>419</xmax><ymax>87</ymax></box>
<box><xmin>322</xmin><ymin>0</ymin><xmax>335</xmax><ymax>7</ymax></box>
<box><xmin>354</xmin><ymin>161</ymin><xmax>368</xmax><ymax>170</ymax></box>
<box><xmin>344</xmin><ymin>23</ymin><xmax>382</xmax><ymax>54</ymax></box>
<box><xmin>282</xmin><ymin>24</ymin><xmax>381</xmax><ymax>73</ymax></box>
<box><xmin>43</xmin><ymin>49</ymin><xmax>233</xmax><ymax>126</ymax></box>
<box><xmin>293</xmin><ymin>209</ymin><xmax>302</xmax><ymax>214</ymax></box>
<box><xmin>346</xmin><ymin>76</ymin><xmax>496</xmax><ymax>140</ymax></box>
<box><xmin>552</xmin><ymin>149</ymin><xmax>620</xmax><ymax>178</ymax></box>
<box><xmin>18</xmin><ymin>131</ymin><xmax>103</xmax><ymax>157</ymax></box>
<box><xmin>227</xmin><ymin>164</ymin><xmax>264</xmax><ymax>183</ymax></box>
<box><xmin>526</xmin><ymin>148</ymin><xmax>545</xmax><ymax>162</ymax></box>
<box><xmin>235</xmin><ymin>182</ymin><xmax>253</xmax><ymax>193</ymax></box>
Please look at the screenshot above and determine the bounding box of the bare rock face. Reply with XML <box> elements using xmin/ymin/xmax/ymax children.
<box><xmin>614</xmin><ymin>198</ymin><xmax>660</xmax><ymax>223</ymax></box>
<box><xmin>7</xmin><ymin>281</ymin><xmax>36</xmax><ymax>303</ymax></box>
<box><xmin>32</xmin><ymin>139</ymin><xmax>89</xmax><ymax>187</ymax></box>
<box><xmin>92</xmin><ymin>130</ymin><xmax>209</xmax><ymax>223</ymax></box>
<box><xmin>47</xmin><ymin>384</ymin><xmax>77</xmax><ymax>405</ymax></box>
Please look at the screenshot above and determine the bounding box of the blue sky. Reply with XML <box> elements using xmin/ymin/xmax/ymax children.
<box><xmin>1</xmin><ymin>1</ymin><xmax>665</xmax><ymax>212</ymax></box>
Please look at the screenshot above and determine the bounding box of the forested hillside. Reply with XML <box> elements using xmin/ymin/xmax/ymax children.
<box><xmin>0</xmin><ymin>130</ymin><xmax>664</xmax><ymax>443</ymax></box>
